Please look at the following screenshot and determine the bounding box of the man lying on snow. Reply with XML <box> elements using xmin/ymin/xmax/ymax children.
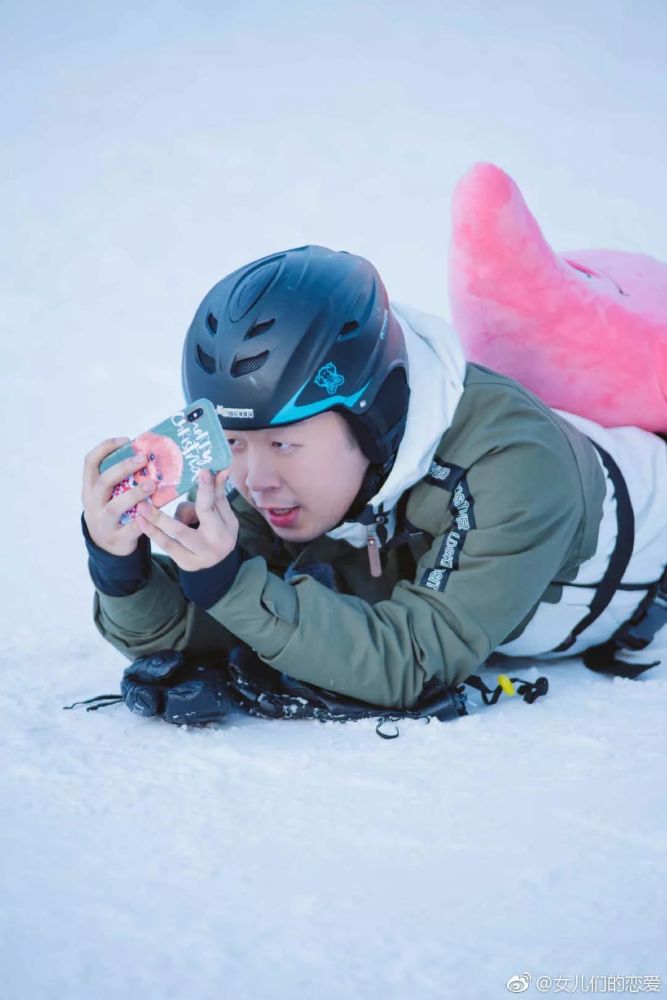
<box><xmin>80</xmin><ymin>245</ymin><xmax>667</xmax><ymax>725</ymax></box>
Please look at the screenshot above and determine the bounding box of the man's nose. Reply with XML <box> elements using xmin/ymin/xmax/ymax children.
<box><xmin>244</xmin><ymin>450</ymin><xmax>282</xmax><ymax>495</ymax></box>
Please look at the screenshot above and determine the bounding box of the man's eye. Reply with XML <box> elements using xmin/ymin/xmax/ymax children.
<box><xmin>273</xmin><ymin>441</ymin><xmax>292</xmax><ymax>450</ymax></box>
<box><xmin>148</xmin><ymin>453</ymin><xmax>155</xmax><ymax>461</ymax></box>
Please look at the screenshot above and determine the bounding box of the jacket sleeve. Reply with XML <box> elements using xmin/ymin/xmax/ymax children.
<box><xmin>91</xmin><ymin>489</ymin><xmax>280</xmax><ymax>662</ymax></box>
<box><xmin>197</xmin><ymin>437</ymin><xmax>588</xmax><ymax>707</ymax></box>
<box><xmin>92</xmin><ymin>552</ymin><xmax>228</xmax><ymax>661</ymax></box>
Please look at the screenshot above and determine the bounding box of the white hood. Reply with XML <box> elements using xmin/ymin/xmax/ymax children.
<box><xmin>326</xmin><ymin>300</ymin><xmax>467</xmax><ymax>548</ymax></box>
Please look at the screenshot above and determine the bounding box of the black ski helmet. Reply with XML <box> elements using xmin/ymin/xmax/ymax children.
<box><xmin>181</xmin><ymin>245</ymin><xmax>410</xmax><ymax>473</ymax></box>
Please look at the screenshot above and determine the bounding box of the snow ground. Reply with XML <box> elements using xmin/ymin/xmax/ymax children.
<box><xmin>2</xmin><ymin>643</ymin><xmax>666</xmax><ymax>1000</ymax></box>
<box><xmin>2</xmin><ymin>2</ymin><xmax>666</xmax><ymax>997</ymax></box>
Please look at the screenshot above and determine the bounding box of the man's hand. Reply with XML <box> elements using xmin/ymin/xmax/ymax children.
<box><xmin>136</xmin><ymin>468</ymin><xmax>239</xmax><ymax>571</ymax></box>
<box><xmin>82</xmin><ymin>437</ymin><xmax>157</xmax><ymax>556</ymax></box>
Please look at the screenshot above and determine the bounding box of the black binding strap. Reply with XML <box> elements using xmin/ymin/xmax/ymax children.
<box><xmin>582</xmin><ymin>567</ymin><xmax>667</xmax><ymax>678</ymax></box>
<box><xmin>63</xmin><ymin>694</ymin><xmax>124</xmax><ymax>711</ymax></box>
<box><xmin>552</xmin><ymin>441</ymin><xmax>635</xmax><ymax>653</ymax></box>
<box><xmin>463</xmin><ymin>673</ymin><xmax>549</xmax><ymax>706</ymax></box>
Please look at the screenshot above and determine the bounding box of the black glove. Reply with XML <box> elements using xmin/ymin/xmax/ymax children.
<box><xmin>121</xmin><ymin>650</ymin><xmax>233</xmax><ymax>724</ymax></box>
<box><xmin>63</xmin><ymin>649</ymin><xmax>233</xmax><ymax>725</ymax></box>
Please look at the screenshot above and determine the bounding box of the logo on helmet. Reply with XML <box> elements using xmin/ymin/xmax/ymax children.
<box><xmin>216</xmin><ymin>405</ymin><xmax>255</xmax><ymax>419</ymax></box>
<box><xmin>314</xmin><ymin>362</ymin><xmax>345</xmax><ymax>396</ymax></box>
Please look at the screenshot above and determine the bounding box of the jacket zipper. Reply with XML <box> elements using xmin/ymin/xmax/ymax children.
<box><xmin>289</xmin><ymin>508</ymin><xmax>388</xmax><ymax>578</ymax></box>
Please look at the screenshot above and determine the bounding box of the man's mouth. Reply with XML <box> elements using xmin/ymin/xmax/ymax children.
<box><xmin>262</xmin><ymin>505</ymin><xmax>301</xmax><ymax>527</ymax></box>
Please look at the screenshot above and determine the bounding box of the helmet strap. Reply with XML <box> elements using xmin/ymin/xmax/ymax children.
<box><xmin>342</xmin><ymin>463</ymin><xmax>389</xmax><ymax>521</ymax></box>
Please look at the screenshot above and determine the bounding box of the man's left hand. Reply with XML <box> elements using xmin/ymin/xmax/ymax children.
<box><xmin>137</xmin><ymin>468</ymin><xmax>239</xmax><ymax>571</ymax></box>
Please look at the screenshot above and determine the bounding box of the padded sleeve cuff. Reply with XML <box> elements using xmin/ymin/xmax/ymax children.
<box><xmin>81</xmin><ymin>511</ymin><xmax>151</xmax><ymax>597</ymax></box>
<box><xmin>178</xmin><ymin>546</ymin><xmax>247</xmax><ymax>610</ymax></box>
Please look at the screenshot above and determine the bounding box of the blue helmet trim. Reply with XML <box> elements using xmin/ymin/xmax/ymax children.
<box><xmin>270</xmin><ymin>378</ymin><xmax>372</xmax><ymax>425</ymax></box>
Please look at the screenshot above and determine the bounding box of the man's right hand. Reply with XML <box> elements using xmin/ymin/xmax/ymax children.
<box><xmin>82</xmin><ymin>437</ymin><xmax>157</xmax><ymax>556</ymax></box>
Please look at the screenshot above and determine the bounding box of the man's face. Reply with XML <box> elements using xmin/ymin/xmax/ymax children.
<box><xmin>225</xmin><ymin>411</ymin><xmax>369</xmax><ymax>542</ymax></box>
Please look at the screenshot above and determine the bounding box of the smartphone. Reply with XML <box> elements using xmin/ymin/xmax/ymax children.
<box><xmin>100</xmin><ymin>398</ymin><xmax>232</xmax><ymax>525</ymax></box>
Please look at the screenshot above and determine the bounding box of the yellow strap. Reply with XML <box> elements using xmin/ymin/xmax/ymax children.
<box><xmin>497</xmin><ymin>674</ymin><xmax>516</xmax><ymax>696</ymax></box>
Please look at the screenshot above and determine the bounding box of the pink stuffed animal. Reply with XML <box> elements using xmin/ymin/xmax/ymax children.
<box><xmin>448</xmin><ymin>162</ymin><xmax>667</xmax><ymax>432</ymax></box>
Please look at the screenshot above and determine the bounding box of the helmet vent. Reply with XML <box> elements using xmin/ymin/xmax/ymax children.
<box><xmin>196</xmin><ymin>344</ymin><xmax>216</xmax><ymax>375</ymax></box>
<box><xmin>244</xmin><ymin>318</ymin><xmax>275</xmax><ymax>341</ymax></box>
<box><xmin>231</xmin><ymin>350</ymin><xmax>270</xmax><ymax>378</ymax></box>
<box><xmin>230</xmin><ymin>259</ymin><xmax>282</xmax><ymax>321</ymax></box>
<box><xmin>337</xmin><ymin>321</ymin><xmax>360</xmax><ymax>342</ymax></box>
<box><xmin>206</xmin><ymin>312</ymin><xmax>218</xmax><ymax>334</ymax></box>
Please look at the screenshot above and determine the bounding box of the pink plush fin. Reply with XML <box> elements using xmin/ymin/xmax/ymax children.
<box><xmin>448</xmin><ymin>162</ymin><xmax>667</xmax><ymax>431</ymax></box>
<box><xmin>450</xmin><ymin>162</ymin><xmax>562</xmax><ymax>299</ymax></box>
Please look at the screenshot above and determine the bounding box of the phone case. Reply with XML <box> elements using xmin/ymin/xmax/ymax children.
<box><xmin>100</xmin><ymin>398</ymin><xmax>231</xmax><ymax>525</ymax></box>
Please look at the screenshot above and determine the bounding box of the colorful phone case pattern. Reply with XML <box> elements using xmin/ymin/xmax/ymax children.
<box><xmin>99</xmin><ymin>399</ymin><xmax>231</xmax><ymax>525</ymax></box>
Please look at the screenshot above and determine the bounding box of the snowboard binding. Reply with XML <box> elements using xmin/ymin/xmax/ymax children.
<box><xmin>63</xmin><ymin>646</ymin><xmax>548</xmax><ymax>738</ymax></box>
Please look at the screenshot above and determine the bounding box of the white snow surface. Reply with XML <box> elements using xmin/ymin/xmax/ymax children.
<box><xmin>2</xmin><ymin>2</ymin><xmax>666</xmax><ymax>997</ymax></box>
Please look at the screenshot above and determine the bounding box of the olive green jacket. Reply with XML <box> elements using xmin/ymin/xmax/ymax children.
<box><xmin>91</xmin><ymin>362</ymin><xmax>611</xmax><ymax>708</ymax></box>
